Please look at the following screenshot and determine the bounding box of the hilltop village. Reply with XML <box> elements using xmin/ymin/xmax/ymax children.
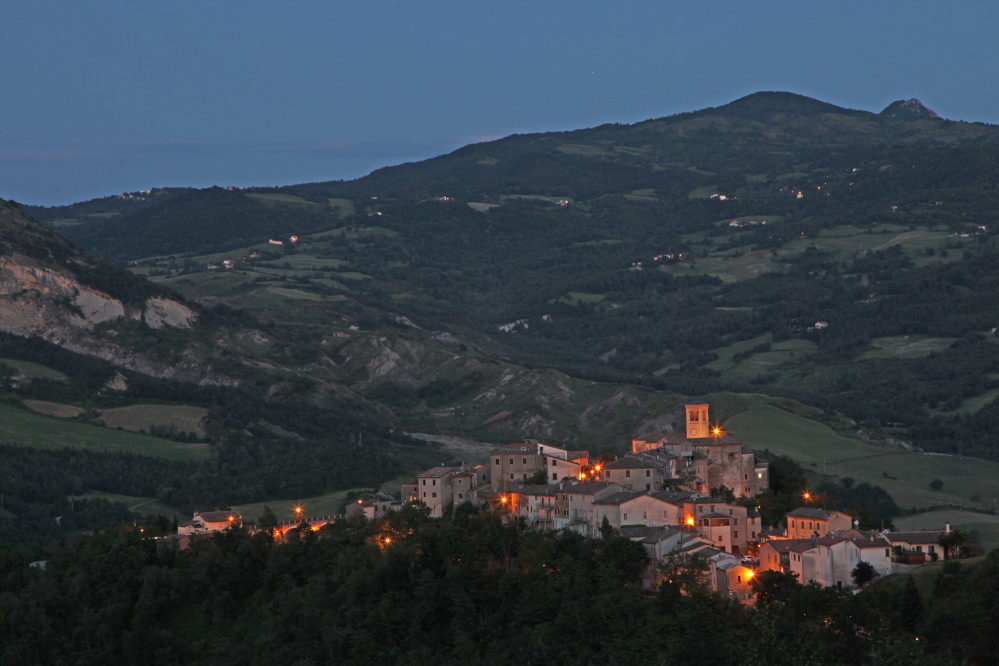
<box><xmin>177</xmin><ymin>404</ymin><xmax>956</xmax><ymax>599</ymax></box>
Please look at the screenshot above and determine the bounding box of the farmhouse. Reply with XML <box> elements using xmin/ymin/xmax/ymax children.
<box><xmin>178</xmin><ymin>510</ymin><xmax>241</xmax><ymax>535</ymax></box>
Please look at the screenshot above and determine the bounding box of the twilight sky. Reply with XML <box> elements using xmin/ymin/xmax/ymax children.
<box><xmin>3</xmin><ymin>1</ymin><xmax>997</xmax><ymax>206</ymax></box>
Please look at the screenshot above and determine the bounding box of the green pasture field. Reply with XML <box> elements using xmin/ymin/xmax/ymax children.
<box><xmin>246</xmin><ymin>192</ymin><xmax>322</xmax><ymax>207</ymax></box>
<box><xmin>99</xmin><ymin>404</ymin><xmax>208</xmax><ymax>438</ymax></box>
<box><xmin>265</xmin><ymin>287</ymin><xmax>324</xmax><ymax>301</ymax></box>
<box><xmin>557</xmin><ymin>292</ymin><xmax>606</xmax><ymax>305</ymax></box>
<box><xmin>555</xmin><ymin>144</ymin><xmax>608</xmax><ymax>157</ymax></box>
<box><xmin>687</xmin><ymin>185</ymin><xmax>719</xmax><ymax>199</ymax></box>
<box><xmin>0</xmin><ymin>358</ymin><xmax>67</xmax><ymax>379</ymax></box>
<box><xmin>632</xmin><ymin>189</ymin><xmax>657</xmax><ymax>196</ymax></box>
<box><xmin>659</xmin><ymin>250</ymin><xmax>777</xmax><ymax>282</ymax></box>
<box><xmin>468</xmin><ymin>202</ymin><xmax>500</xmax><ymax>212</ymax></box>
<box><xmin>272</xmin><ymin>254</ymin><xmax>348</xmax><ymax>270</ymax></box>
<box><xmin>857</xmin><ymin>335</ymin><xmax>956</xmax><ymax>360</ymax></box>
<box><xmin>309</xmin><ymin>225</ymin><xmax>398</xmax><ymax>239</ymax></box>
<box><xmin>500</xmin><ymin>194</ymin><xmax>575</xmax><ymax>204</ymax></box>
<box><xmin>873</xmin><ymin>556</ymin><xmax>989</xmax><ymax>597</ymax></box>
<box><xmin>705</xmin><ymin>335</ymin><xmax>817</xmax><ymax>380</ymax></box>
<box><xmin>782</xmin><ymin>226</ymin><xmax>949</xmax><ymax>260</ymax></box>
<box><xmin>0</xmin><ymin>404</ymin><xmax>207</xmax><ymax>461</ymax></box>
<box><xmin>571</xmin><ymin>239</ymin><xmax>621</xmax><ymax>247</ymax></box>
<box><xmin>895</xmin><ymin>509</ymin><xmax>999</xmax><ymax>546</ymax></box>
<box><xmin>723</xmin><ymin>341</ymin><xmax>817</xmax><ymax>381</ymax></box>
<box><xmin>706</xmin><ymin>334</ymin><xmax>772</xmax><ymax>370</ymax></box>
<box><xmin>70</xmin><ymin>491</ymin><xmax>183</xmax><ymax>518</ymax></box>
<box><xmin>327</xmin><ymin>198</ymin><xmax>355</xmax><ymax>217</ymax></box>
<box><xmin>22</xmin><ymin>400</ymin><xmax>84</xmax><ymax>418</ymax></box>
<box><xmin>154</xmin><ymin>271</ymin><xmax>258</xmax><ymax>298</ymax></box>
<box><xmin>48</xmin><ymin>219</ymin><xmax>83</xmax><ymax>227</ymax></box>
<box><xmin>338</xmin><ymin>271</ymin><xmax>371</xmax><ymax>281</ymax></box>
<box><xmin>232</xmin><ymin>489</ymin><xmax>360</xmax><ymax>523</ymax></box>
<box><xmin>713</xmin><ymin>215</ymin><xmax>784</xmax><ymax>227</ymax></box>
<box><xmin>940</xmin><ymin>388</ymin><xmax>999</xmax><ymax>415</ymax></box>
<box><xmin>724</xmin><ymin>403</ymin><xmax>999</xmax><ymax>509</ymax></box>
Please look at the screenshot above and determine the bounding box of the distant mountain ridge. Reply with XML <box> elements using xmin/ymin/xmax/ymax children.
<box><xmin>880</xmin><ymin>98</ymin><xmax>941</xmax><ymax>120</ymax></box>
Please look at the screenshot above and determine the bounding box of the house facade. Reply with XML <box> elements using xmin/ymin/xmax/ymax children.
<box><xmin>490</xmin><ymin>441</ymin><xmax>582</xmax><ymax>489</ymax></box>
<box><xmin>629</xmin><ymin>405</ymin><xmax>769</xmax><ymax>497</ymax></box>
<box><xmin>785</xmin><ymin>507</ymin><xmax>853</xmax><ymax>538</ymax></box>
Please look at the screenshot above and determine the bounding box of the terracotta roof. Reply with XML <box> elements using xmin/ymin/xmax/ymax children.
<box><xmin>651</xmin><ymin>489</ymin><xmax>699</xmax><ymax>504</ymax></box>
<box><xmin>786</xmin><ymin>507</ymin><xmax>844</xmax><ymax>520</ymax></box>
<box><xmin>418</xmin><ymin>467</ymin><xmax>454</xmax><ymax>478</ymax></box>
<box><xmin>605</xmin><ymin>457</ymin><xmax>658</xmax><ymax>469</ymax></box>
<box><xmin>889</xmin><ymin>531</ymin><xmax>945</xmax><ymax>545</ymax></box>
<box><xmin>764</xmin><ymin>538</ymin><xmax>816</xmax><ymax>553</ymax></box>
<box><xmin>619</xmin><ymin>525</ymin><xmax>681</xmax><ymax>539</ymax></box>
<box><xmin>635</xmin><ymin>432</ymin><xmax>672</xmax><ymax>441</ymax></box>
<box><xmin>195</xmin><ymin>511</ymin><xmax>241</xmax><ymax>523</ymax></box>
<box><xmin>509</xmin><ymin>484</ymin><xmax>556</xmax><ymax>497</ymax></box>
<box><xmin>815</xmin><ymin>535</ymin><xmax>848</xmax><ymax>546</ymax></box>
<box><xmin>852</xmin><ymin>538</ymin><xmax>889</xmax><ymax>549</ymax></box>
<box><xmin>563</xmin><ymin>480</ymin><xmax>620</xmax><ymax>496</ymax></box>
<box><xmin>592</xmin><ymin>491</ymin><xmax>645</xmax><ymax>506</ymax></box>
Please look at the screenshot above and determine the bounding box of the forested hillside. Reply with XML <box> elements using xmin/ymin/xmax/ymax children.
<box><xmin>1</xmin><ymin>506</ymin><xmax>996</xmax><ymax>665</ymax></box>
<box><xmin>32</xmin><ymin>92</ymin><xmax>999</xmax><ymax>463</ymax></box>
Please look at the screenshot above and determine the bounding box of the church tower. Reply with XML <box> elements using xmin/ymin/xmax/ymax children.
<box><xmin>685</xmin><ymin>403</ymin><xmax>710</xmax><ymax>439</ymax></box>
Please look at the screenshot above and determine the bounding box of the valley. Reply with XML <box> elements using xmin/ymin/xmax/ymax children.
<box><xmin>3</xmin><ymin>91</ymin><xmax>999</xmax><ymax>554</ymax></box>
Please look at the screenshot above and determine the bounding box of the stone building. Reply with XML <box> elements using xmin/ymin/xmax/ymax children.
<box><xmin>785</xmin><ymin>507</ymin><xmax>853</xmax><ymax>538</ymax></box>
<box><xmin>631</xmin><ymin>404</ymin><xmax>769</xmax><ymax>497</ymax></box>
<box><xmin>490</xmin><ymin>441</ymin><xmax>584</xmax><ymax>489</ymax></box>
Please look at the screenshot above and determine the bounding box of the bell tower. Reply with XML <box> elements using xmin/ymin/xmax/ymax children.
<box><xmin>685</xmin><ymin>403</ymin><xmax>710</xmax><ymax>439</ymax></box>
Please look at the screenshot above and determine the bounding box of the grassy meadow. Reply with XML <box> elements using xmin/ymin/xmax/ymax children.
<box><xmin>0</xmin><ymin>404</ymin><xmax>207</xmax><ymax>461</ymax></box>
<box><xmin>724</xmin><ymin>403</ymin><xmax>999</xmax><ymax>510</ymax></box>
<box><xmin>99</xmin><ymin>404</ymin><xmax>208</xmax><ymax>438</ymax></box>
<box><xmin>0</xmin><ymin>358</ymin><xmax>67</xmax><ymax>379</ymax></box>
<box><xmin>22</xmin><ymin>399</ymin><xmax>85</xmax><ymax>418</ymax></box>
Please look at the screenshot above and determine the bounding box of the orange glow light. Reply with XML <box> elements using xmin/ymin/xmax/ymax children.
<box><xmin>295</xmin><ymin>506</ymin><xmax>303</xmax><ymax>514</ymax></box>
<box><xmin>745</xmin><ymin>570</ymin><xmax>754</xmax><ymax>579</ymax></box>
<box><xmin>686</xmin><ymin>517</ymin><xmax>694</xmax><ymax>526</ymax></box>
<box><xmin>500</xmin><ymin>496</ymin><xmax>508</xmax><ymax>504</ymax></box>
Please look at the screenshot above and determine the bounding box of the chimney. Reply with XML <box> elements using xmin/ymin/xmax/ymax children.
<box><xmin>945</xmin><ymin>522</ymin><xmax>951</xmax><ymax>533</ymax></box>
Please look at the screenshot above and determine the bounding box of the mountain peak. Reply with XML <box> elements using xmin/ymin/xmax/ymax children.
<box><xmin>716</xmin><ymin>91</ymin><xmax>867</xmax><ymax>117</ymax></box>
<box><xmin>879</xmin><ymin>98</ymin><xmax>940</xmax><ymax>120</ymax></box>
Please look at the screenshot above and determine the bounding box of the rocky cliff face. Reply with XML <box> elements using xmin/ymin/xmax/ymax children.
<box><xmin>880</xmin><ymin>98</ymin><xmax>941</xmax><ymax>120</ymax></box>
<box><xmin>0</xmin><ymin>252</ymin><xmax>196</xmax><ymax>377</ymax></box>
